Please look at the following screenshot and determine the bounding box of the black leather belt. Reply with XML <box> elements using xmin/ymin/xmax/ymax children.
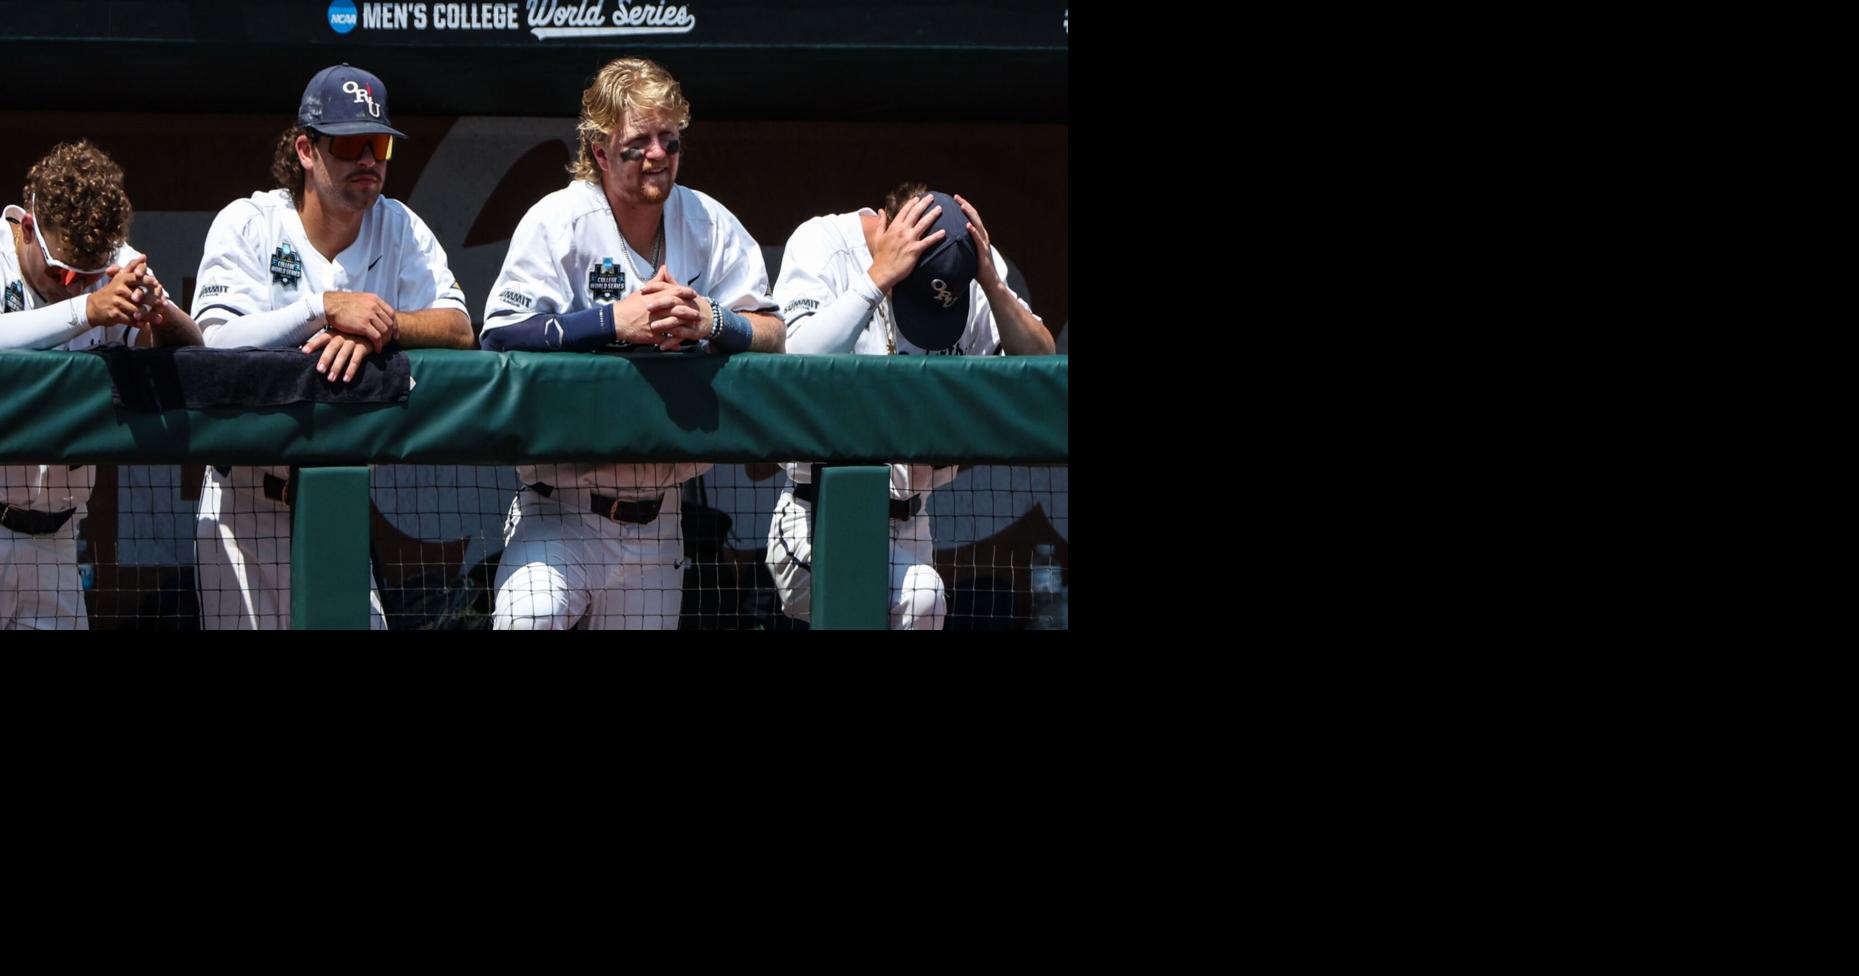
<box><xmin>793</xmin><ymin>481</ymin><xmax>922</xmax><ymax>521</ymax></box>
<box><xmin>1</xmin><ymin>503</ymin><xmax>77</xmax><ymax>536</ymax></box>
<box><xmin>213</xmin><ymin>466</ymin><xmax>292</xmax><ymax>506</ymax></box>
<box><xmin>527</xmin><ymin>483</ymin><xmax>664</xmax><ymax>524</ymax></box>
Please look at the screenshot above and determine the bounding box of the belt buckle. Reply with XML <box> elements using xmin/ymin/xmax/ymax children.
<box><xmin>609</xmin><ymin>496</ymin><xmax>625</xmax><ymax>522</ymax></box>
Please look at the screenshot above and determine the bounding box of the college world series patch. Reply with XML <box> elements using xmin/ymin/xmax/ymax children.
<box><xmin>589</xmin><ymin>257</ymin><xmax>624</xmax><ymax>302</ymax></box>
<box><xmin>269</xmin><ymin>242</ymin><xmax>304</xmax><ymax>288</ymax></box>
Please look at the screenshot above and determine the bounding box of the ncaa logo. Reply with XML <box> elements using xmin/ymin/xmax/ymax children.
<box><xmin>328</xmin><ymin>0</ymin><xmax>357</xmax><ymax>34</ymax></box>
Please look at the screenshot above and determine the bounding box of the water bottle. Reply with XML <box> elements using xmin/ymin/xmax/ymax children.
<box><xmin>1030</xmin><ymin>544</ymin><xmax>1062</xmax><ymax>630</ymax></box>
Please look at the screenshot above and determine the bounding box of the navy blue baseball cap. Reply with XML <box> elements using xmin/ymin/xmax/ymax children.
<box><xmin>891</xmin><ymin>190</ymin><xmax>977</xmax><ymax>352</ymax></box>
<box><xmin>298</xmin><ymin>64</ymin><xmax>408</xmax><ymax>138</ymax></box>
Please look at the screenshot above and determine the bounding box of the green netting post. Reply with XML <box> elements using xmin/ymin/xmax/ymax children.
<box><xmin>291</xmin><ymin>466</ymin><xmax>373</xmax><ymax>630</ymax></box>
<box><xmin>811</xmin><ymin>465</ymin><xmax>890</xmax><ymax>630</ymax></box>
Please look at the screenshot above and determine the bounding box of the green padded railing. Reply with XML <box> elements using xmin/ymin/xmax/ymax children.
<box><xmin>1</xmin><ymin>349</ymin><xmax>1066</xmax><ymax>629</ymax></box>
<box><xmin>0</xmin><ymin>350</ymin><xmax>1066</xmax><ymax>464</ymax></box>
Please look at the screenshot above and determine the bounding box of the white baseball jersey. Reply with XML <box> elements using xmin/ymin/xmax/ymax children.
<box><xmin>772</xmin><ymin>209</ymin><xmax>1036</xmax><ymax>499</ymax></box>
<box><xmin>191</xmin><ymin>188</ymin><xmax>467</xmax><ymax>481</ymax></box>
<box><xmin>194</xmin><ymin>188</ymin><xmax>467</xmax><ymax>332</ymax></box>
<box><xmin>1</xmin><ymin>206</ymin><xmax>140</xmax><ymax>512</ymax></box>
<box><xmin>482</xmin><ymin>180</ymin><xmax>777</xmax><ymax>496</ymax></box>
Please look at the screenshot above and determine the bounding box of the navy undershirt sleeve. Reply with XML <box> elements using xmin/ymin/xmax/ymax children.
<box><xmin>480</xmin><ymin>305</ymin><xmax>612</xmax><ymax>352</ymax></box>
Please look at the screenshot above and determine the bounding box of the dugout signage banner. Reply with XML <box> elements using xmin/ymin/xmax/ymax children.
<box><xmin>0</xmin><ymin>1</ymin><xmax>1070</xmax><ymax>48</ymax></box>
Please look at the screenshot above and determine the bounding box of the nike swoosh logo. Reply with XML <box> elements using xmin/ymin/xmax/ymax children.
<box><xmin>686</xmin><ymin>274</ymin><xmax>701</xmax><ymax>287</ymax></box>
<box><xmin>368</xmin><ymin>256</ymin><xmax>383</xmax><ymax>271</ymax></box>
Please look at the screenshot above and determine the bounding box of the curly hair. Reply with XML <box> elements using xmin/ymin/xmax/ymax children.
<box><xmin>571</xmin><ymin>57</ymin><xmax>691</xmax><ymax>183</ymax></box>
<box><xmin>271</xmin><ymin>125</ymin><xmax>309</xmax><ymax>207</ymax></box>
<box><xmin>21</xmin><ymin>140</ymin><xmax>132</xmax><ymax>269</ymax></box>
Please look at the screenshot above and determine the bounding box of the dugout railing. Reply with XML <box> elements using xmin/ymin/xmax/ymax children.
<box><xmin>0</xmin><ymin>349</ymin><xmax>1067</xmax><ymax>630</ymax></box>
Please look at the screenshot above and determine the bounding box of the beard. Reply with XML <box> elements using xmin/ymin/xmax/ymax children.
<box><xmin>606</xmin><ymin>162</ymin><xmax>676</xmax><ymax>209</ymax></box>
<box><xmin>334</xmin><ymin>177</ymin><xmax>383</xmax><ymax>211</ymax></box>
<box><xmin>312</xmin><ymin>166</ymin><xmax>384</xmax><ymax>213</ymax></box>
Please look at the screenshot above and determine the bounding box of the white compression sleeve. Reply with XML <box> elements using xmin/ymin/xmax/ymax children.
<box><xmin>200</xmin><ymin>292</ymin><xmax>326</xmax><ymax>349</ymax></box>
<box><xmin>0</xmin><ymin>295</ymin><xmax>90</xmax><ymax>350</ymax></box>
<box><xmin>785</xmin><ymin>273</ymin><xmax>885</xmax><ymax>355</ymax></box>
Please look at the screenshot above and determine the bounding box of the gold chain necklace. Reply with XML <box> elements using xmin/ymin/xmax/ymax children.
<box><xmin>877</xmin><ymin>295</ymin><xmax>897</xmax><ymax>355</ymax></box>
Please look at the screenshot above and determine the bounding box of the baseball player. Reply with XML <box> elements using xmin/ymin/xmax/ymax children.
<box><xmin>767</xmin><ymin>184</ymin><xmax>1054</xmax><ymax>630</ymax></box>
<box><xmin>190</xmin><ymin>63</ymin><xmax>474</xmax><ymax>630</ymax></box>
<box><xmin>3</xmin><ymin>140</ymin><xmax>202</xmax><ymax>630</ymax></box>
<box><xmin>479</xmin><ymin>56</ymin><xmax>782</xmax><ymax>630</ymax></box>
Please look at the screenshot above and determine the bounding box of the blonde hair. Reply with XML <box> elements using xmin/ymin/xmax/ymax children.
<box><xmin>571</xmin><ymin>57</ymin><xmax>692</xmax><ymax>183</ymax></box>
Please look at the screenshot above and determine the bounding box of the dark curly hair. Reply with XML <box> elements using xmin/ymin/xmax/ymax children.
<box><xmin>271</xmin><ymin>125</ymin><xmax>309</xmax><ymax>207</ymax></box>
<box><xmin>21</xmin><ymin>140</ymin><xmax>133</xmax><ymax>269</ymax></box>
